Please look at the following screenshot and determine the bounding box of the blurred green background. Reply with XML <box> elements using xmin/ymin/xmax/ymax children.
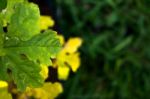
<box><xmin>35</xmin><ymin>0</ymin><xmax>150</xmax><ymax>98</ymax></box>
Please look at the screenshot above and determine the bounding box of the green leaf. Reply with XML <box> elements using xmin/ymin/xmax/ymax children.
<box><xmin>5</xmin><ymin>30</ymin><xmax>61</xmax><ymax>66</ymax></box>
<box><xmin>0</xmin><ymin>0</ymin><xmax>7</xmax><ymax>11</ymax></box>
<box><xmin>0</xmin><ymin>58</ymin><xmax>9</xmax><ymax>81</ymax></box>
<box><xmin>0</xmin><ymin>20</ymin><xmax>3</xmax><ymax>46</ymax></box>
<box><xmin>0</xmin><ymin>19</ymin><xmax>5</xmax><ymax>56</ymax></box>
<box><xmin>5</xmin><ymin>54</ymin><xmax>44</xmax><ymax>91</ymax></box>
<box><xmin>0</xmin><ymin>1</ymin><xmax>61</xmax><ymax>92</ymax></box>
<box><xmin>8</xmin><ymin>2</ymin><xmax>40</xmax><ymax>41</ymax></box>
<box><xmin>3</xmin><ymin>0</ymin><xmax>25</xmax><ymax>23</ymax></box>
<box><xmin>0</xmin><ymin>30</ymin><xmax>61</xmax><ymax>91</ymax></box>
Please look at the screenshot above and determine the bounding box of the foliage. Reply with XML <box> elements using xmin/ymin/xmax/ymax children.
<box><xmin>55</xmin><ymin>0</ymin><xmax>150</xmax><ymax>99</ymax></box>
<box><xmin>0</xmin><ymin>0</ymin><xmax>82</xmax><ymax>98</ymax></box>
<box><xmin>0</xmin><ymin>0</ymin><xmax>61</xmax><ymax>97</ymax></box>
<box><xmin>13</xmin><ymin>82</ymin><xmax>63</xmax><ymax>99</ymax></box>
<box><xmin>40</xmin><ymin>16</ymin><xmax>55</xmax><ymax>31</ymax></box>
<box><xmin>54</xmin><ymin>35</ymin><xmax>82</xmax><ymax>80</ymax></box>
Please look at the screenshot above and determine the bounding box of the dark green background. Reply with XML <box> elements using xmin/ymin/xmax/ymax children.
<box><xmin>35</xmin><ymin>0</ymin><xmax>150</xmax><ymax>98</ymax></box>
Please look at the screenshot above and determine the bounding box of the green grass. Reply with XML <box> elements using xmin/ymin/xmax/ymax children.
<box><xmin>55</xmin><ymin>0</ymin><xmax>150</xmax><ymax>99</ymax></box>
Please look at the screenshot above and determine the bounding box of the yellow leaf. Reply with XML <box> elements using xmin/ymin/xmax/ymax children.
<box><xmin>66</xmin><ymin>52</ymin><xmax>80</xmax><ymax>72</ymax></box>
<box><xmin>33</xmin><ymin>82</ymin><xmax>63</xmax><ymax>99</ymax></box>
<box><xmin>40</xmin><ymin>65</ymin><xmax>49</xmax><ymax>79</ymax></box>
<box><xmin>17</xmin><ymin>82</ymin><xmax>63</xmax><ymax>99</ymax></box>
<box><xmin>57</xmin><ymin>50</ymin><xmax>81</xmax><ymax>73</ymax></box>
<box><xmin>40</xmin><ymin>16</ymin><xmax>55</xmax><ymax>30</ymax></box>
<box><xmin>54</xmin><ymin>37</ymin><xmax>82</xmax><ymax>80</ymax></box>
<box><xmin>58</xmin><ymin>66</ymin><xmax>70</xmax><ymax>80</ymax></box>
<box><xmin>64</xmin><ymin>38</ymin><xmax>82</xmax><ymax>53</ymax></box>
<box><xmin>42</xmin><ymin>82</ymin><xmax>63</xmax><ymax>98</ymax></box>
<box><xmin>0</xmin><ymin>81</ymin><xmax>8</xmax><ymax>88</ymax></box>
<box><xmin>57</xmin><ymin>35</ymin><xmax>65</xmax><ymax>45</ymax></box>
